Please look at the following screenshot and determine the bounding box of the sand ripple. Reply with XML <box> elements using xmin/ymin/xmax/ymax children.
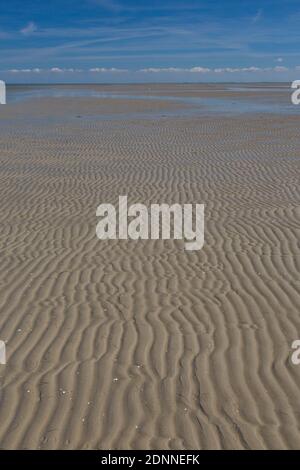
<box><xmin>0</xmin><ymin>99</ymin><xmax>300</xmax><ymax>449</ymax></box>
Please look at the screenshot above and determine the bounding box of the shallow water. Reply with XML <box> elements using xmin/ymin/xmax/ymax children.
<box><xmin>5</xmin><ymin>84</ymin><xmax>299</xmax><ymax>116</ymax></box>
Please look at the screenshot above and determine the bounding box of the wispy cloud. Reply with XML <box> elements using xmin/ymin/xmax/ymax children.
<box><xmin>252</xmin><ymin>8</ymin><xmax>263</xmax><ymax>23</ymax></box>
<box><xmin>90</xmin><ymin>0</ymin><xmax>122</xmax><ymax>12</ymax></box>
<box><xmin>20</xmin><ymin>21</ymin><xmax>37</xmax><ymax>35</ymax></box>
<box><xmin>1</xmin><ymin>1</ymin><xmax>300</xmax><ymax>82</ymax></box>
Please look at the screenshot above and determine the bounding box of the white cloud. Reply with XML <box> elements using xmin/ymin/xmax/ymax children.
<box><xmin>273</xmin><ymin>66</ymin><xmax>288</xmax><ymax>72</ymax></box>
<box><xmin>215</xmin><ymin>66</ymin><xmax>262</xmax><ymax>73</ymax></box>
<box><xmin>89</xmin><ymin>67</ymin><xmax>128</xmax><ymax>72</ymax></box>
<box><xmin>7</xmin><ymin>67</ymin><xmax>82</xmax><ymax>73</ymax></box>
<box><xmin>139</xmin><ymin>65</ymin><xmax>290</xmax><ymax>74</ymax></box>
<box><xmin>276</xmin><ymin>57</ymin><xmax>283</xmax><ymax>62</ymax></box>
<box><xmin>214</xmin><ymin>67</ymin><xmax>238</xmax><ymax>73</ymax></box>
<box><xmin>49</xmin><ymin>67</ymin><xmax>83</xmax><ymax>72</ymax></box>
<box><xmin>5</xmin><ymin>65</ymin><xmax>292</xmax><ymax>75</ymax></box>
<box><xmin>190</xmin><ymin>67</ymin><xmax>211</xmax><ymax>73</ymax></box>
<box><xmin>242</xmin><ymin>67</ymin><xmax>260</xmax><ymax>72</ymax></box>
<box><xmin>139</xmin><ymin>67</ymin><xmax>182</xmax><ymax>73</ymax></box>
<box><xmin>9</xmin><ymin>68</ymin><xmax>41</xmax><ymax>73</ymax></box>
<box><xmin>139</xmin><ymin>66</ymin><xmax>211</xmax><ymax>73</ymax></box>
<box><xmin>20</xmin><ymin>22</ymin><xmax>37</xmax><ymax>35</ymax></box>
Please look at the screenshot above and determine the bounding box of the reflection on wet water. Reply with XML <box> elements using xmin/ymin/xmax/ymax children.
<box><xmin>5</xmin><ymin>84</ymin><xmax>299</xmax><ymax>116</ymax></box>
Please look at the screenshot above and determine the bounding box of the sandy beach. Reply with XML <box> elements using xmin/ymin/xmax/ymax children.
<box><xmin>0</xmin><ymin>84</ymin><xmax>300</xmax><ymax>449</ymax></box>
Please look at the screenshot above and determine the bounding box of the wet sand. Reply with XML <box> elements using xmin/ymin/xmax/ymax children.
<box><xmin>0</xmin><ymin>84</ymin><xmax>300</xmax><ymax>449</ymax></box>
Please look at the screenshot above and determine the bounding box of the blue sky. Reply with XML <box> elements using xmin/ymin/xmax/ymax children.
<box><xmin>1</xmin><ymin>0</ymin><xmax>300</xmax><ymax>83</ymax></box>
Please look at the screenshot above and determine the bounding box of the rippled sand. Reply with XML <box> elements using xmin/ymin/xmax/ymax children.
<box><xmin>0</xmin><ymin>84</ymin><xmax>300</xmax><ymax>449</ymax></box>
